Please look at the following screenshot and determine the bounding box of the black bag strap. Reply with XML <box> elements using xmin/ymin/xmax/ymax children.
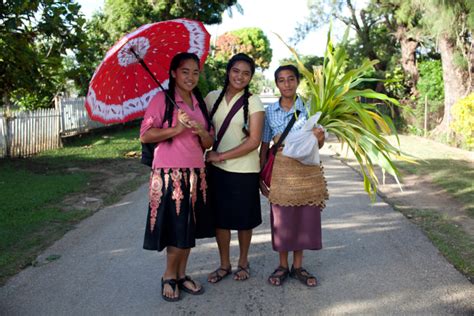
<box><xmin>212</xmin><ymin>93</ymin><xmax>249</xmax><ymax>151</ymax></box>
<box><xmin>271</xmin><ymin>110</ymin><xmax>301</xmax><ymax>155</ymax></box>
<box><xmin>140</xmin><ymin>92</ymin><xmax>171</xmax><ymax>167</ymax></box>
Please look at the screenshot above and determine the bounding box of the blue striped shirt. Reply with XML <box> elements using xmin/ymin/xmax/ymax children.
<box><xmin>262</xmin><ymin>96</ymin><xmax>309</xmax><ymax>143</ymax></box>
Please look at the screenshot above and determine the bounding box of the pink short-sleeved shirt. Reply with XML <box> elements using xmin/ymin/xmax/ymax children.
<box><xmin>140</xmin><ymin>91</ymin><xmax>208</xmax><ymax>169</ymax></box>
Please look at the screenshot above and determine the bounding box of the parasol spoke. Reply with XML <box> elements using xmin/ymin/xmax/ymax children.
<box><xmin>129</xmin><ymin>47</ymin><xmax>180</xmax><ymax>109</ymax></box>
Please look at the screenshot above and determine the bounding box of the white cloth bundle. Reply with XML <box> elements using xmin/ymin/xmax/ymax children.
<box><xmin>282</xmin><ymin>112</ymin><xmax>327</xmax><ymax>165</ymax></box>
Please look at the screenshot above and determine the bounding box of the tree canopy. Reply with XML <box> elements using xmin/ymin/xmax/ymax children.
<box><xmin>0</xmin><ymin>0</ymin><xmax>86</xmax><ymax>108</ymax></box>
<box><xmin>294</xmin><ymin>0</ymin><xmax>473</xmax><ymax>138</ymax></box>
<box><xmin>215</xmin><ymin>27</ymin><xmax>273</xmax><ymax>70</ymax></box>
<box><xmin>102</xmin><ymin>0</ymin><xmax>240</xmax><ymax>43</ymax></box>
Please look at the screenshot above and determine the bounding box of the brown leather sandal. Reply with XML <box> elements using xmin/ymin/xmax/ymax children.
<box><xmin>268</xmin><ymin>266</ymin><xmax>289</xmax><ymax>286</ymax></box>
<box><xmin>208</xmin><ymin>266</ymin><xmax>232</xmax><ymax>284</ymax></box>
<box><xmin>290</xmin><ymin>266</ymin><xmax>317</xmax><ymax>287</ymax></box>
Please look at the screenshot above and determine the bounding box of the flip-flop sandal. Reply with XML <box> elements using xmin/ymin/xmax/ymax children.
<box><xmin>290</xmin><ymin>266</ymin><xmax>317</xmax><ymax>287</ymax></box>
<box><xmin>161</xmin><ymin>278</ymin><xmax>181</xmax><ymax>302</ymax></box>
<box><xmin>208</xmin><ymin>266</ymin><xmax>232</xmax><ymax>284</ymax></box>
<box><xmin>268</xmin><ymin>266</ymin><xmax>289</xmax><ymax>286</ymax></box>
<box><xmin>178</xmin><ymin>275</ymin><xmax>205</xmax><ymax>295</ymax></box>
<box><xmin>233</xmin><ymin>264</ymin><xmax>250</xmax><ymax>281</ymax></box>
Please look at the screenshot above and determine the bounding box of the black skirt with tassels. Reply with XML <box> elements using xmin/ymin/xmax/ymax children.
<box><xmin>143</xmin><ymin>167</ymin><xmax>215</xmax><ymax>252</ymax></box>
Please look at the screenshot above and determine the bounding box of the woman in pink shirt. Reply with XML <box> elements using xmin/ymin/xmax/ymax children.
<box><xmin>140</xmin><ymin>53</ymin><xmax>213</xmax><ymax>302</ymax></box>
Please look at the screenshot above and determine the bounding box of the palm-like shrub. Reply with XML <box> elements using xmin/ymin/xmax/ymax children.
<box><xmin>279</xmin><ymin>31</ymin><xmax>413</xmax><ymax>199</ymax></box>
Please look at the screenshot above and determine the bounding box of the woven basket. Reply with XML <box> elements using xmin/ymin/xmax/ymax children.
<box><xmin>268</xmin><ymin>153</ymin><xmax>329</xmax><ymax>208</ymax></box>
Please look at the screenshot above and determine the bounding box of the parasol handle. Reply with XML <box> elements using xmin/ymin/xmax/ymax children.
<box><xmin>129</xmin><ymin>48</ymin><xmax>180</xmax><ymax>109</ymax></box>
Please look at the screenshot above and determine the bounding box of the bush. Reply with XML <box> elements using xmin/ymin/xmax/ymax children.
<box><xmin>385</xmin><ymin>66</ymin><xmax>408</xmax><ymax>100</ymax></box>
<box><xmin>414</xmin><ymin>60</ymin><xmax>444</xmax><ymax>130</ymax></box>
<box><xmin>417</xmin><ymin>60</ymin><xmax>444</xmax><ymax>101</ymax></box>
<box><xmin>451</xmin><ymin>93</ymin><xmax>474</xmax><ymax>150</ymax></box>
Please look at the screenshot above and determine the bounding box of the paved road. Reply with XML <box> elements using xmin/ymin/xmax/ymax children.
<box><xmin>1</xmin><ymin>149</ymin><xmax>473</xmax><ymax>315</ymax></box>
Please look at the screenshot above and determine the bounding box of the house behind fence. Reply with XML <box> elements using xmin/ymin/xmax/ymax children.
<box><xmin>0</xmin><ymin>97</ymin><xmax>109</xmax><ymax>158</ymax></box>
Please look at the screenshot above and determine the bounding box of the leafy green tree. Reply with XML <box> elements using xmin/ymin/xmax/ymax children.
<box><xmin>295</xmin><ymin>0</ymin><xmax>421</xmax><ymax>95</ymax></box>
<box><xmin>103</xmin><ymin>0</ymin><xmax>155</xmax><ymax>42</ymax></box>
<box><xmin>375</xmin><ymin>0</ymin><xmax>422</xmax><ymax>94</ymax></box>
<box><xmin>202</xmin><ymin>27</ymin><xmax>273</xmax><ymax>94</ymax></box>
<box><xmin>412</xmin><ymin>60</ymin><xmax>444</xmax><ymax>129</ymax></box>
<box><xmin>294</xmin><ymin>0</ymin><xmax>394</xmax><ymax>72</ymax></box>
<box><xmin>103</xmin><ymin>0</ymin><xmax>240</xmax><ymax>43</ymax></box>
<box><xmin>198</xmin><ymin>57</ymin><xmax>227</xmax><ymax>95</ymax></box>
<box><xmin>0</xmin><ymin>0</ymin><xmax>86</xmax><ymax>108</ymax></box>
<box><xmin>417</xmin><ymin>60</ymin><xmax>444</xmax><ymax>103</ymax></box>
<box><xmin>412</xmin><ymin>0</ymin><xmax>474</xmax><ymax>134</ymax></box>
<box><xmin>215</xmin><ymin>27</ymin><xmax>273</xmax><ymax>70</ymax></box>
<box><xmin>148</xmin><ymin>0</ymin><xmax>241</xmax><ymax>24</ymax></box>
<box><xmin>68</xmin><ymin>12</ymin><xmax>111</xmax><ymax>96</ymax></box>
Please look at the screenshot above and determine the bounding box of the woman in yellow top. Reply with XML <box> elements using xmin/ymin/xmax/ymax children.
<box><xmin>205</xmin><ymin>53</ymin><xmax>265</xmax><ymax>283</ymax></box>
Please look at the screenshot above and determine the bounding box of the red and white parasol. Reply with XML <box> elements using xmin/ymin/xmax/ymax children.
<box><xmin>85</xmin><ymin>18</ymin><xmax>210</xmax><ymax>124</ymax></box>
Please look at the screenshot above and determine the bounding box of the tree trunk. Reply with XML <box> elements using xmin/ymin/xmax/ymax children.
<box><xmin>395</xmin><ymin>25</ymin><xmax>419</xmax><ymax>96</ymax></box>
<box><xmin>434</xmin><ymin>34</ymin><xmax>469</xmax><ymax>134</ymax></box>
<box><xmin>469</xmin><ymin>39</ymin><xmax>474</xmax><ymax>93</ymax></box>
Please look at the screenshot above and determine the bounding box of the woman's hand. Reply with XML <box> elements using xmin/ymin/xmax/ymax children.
<box><xmin>189</xmin><ymin>120</ymin><xmax>213</xmax><ymax>149</ymax></box>
<box><xmin>189</xmin><ymin>120</ymin><xmax>206</xmax><ymax>137</ymax></box>
<box><xmin>206</xmin><ymin>151</ymin><xmax>223</xmax><ymax>163</ymax></box>
<box><xmin>312</xmin><ymin>127</ymin><xmax>325</xmax><ymax>148</ymax></box>
<box><xmin>176</xmin><ymin>110</ymin><xmax>192</xmax><ymax>132</ymax></box>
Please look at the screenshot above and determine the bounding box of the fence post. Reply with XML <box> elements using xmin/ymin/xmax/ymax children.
<box><xmin>55</xmin><ymin>96</ymin><xmax>63</xmax><ymax>147</ymax></box>
<box><xmin>424</xmin><ymin>95</ymin><xmax>428</xmax><ymax>137</ymax></box>
<box><xmin>5</xmin><ymin>110</ymin><xmax>12</xmax><ymax>157</ymax></box>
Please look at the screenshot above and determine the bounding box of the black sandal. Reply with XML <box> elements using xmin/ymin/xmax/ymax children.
<box><xmin>290</xmin><ymin>266</ymin><xmax>317</xmax><ymax>287</ymax></box>
<box><xmin>208</xmin><ymin>266</ymin><xmax>232</xmax><ymax>284</ymax></box>
<box><xmin>161</xmin><ymin>278</ymin><xmax>181</xmax><ymax>302</ymax></box>
<box><xmin>268</xmin><ymin>266</ymin><xmax>289</xmax><ymax>286</ymax></box>
<box><xmin>178</xmin><ymin>275</ymin><xmax>204</xmax><ymax>295</ymax></box>
<box><xmin>233</xmin><ymin>264</ymin><xmax>250</xmax><ymax>281</ymax></box>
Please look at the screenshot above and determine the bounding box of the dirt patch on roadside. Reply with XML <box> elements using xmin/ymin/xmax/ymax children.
<box><xmin>377</xmin><ymin>173</ymin><xmax>474</xmax><ymax>234</ymax></box>
<box><xmin>59</xmin><ymin>157</ymin><xmax>149</xmax><ymax>212</ymax></box>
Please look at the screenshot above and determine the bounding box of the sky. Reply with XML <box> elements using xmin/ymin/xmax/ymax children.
<box><xmin>77</xmin><ymin>0</ymin><xmax>330</xmax><ymax>79</ymax></box>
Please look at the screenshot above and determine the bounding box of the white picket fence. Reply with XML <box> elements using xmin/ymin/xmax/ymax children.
<box><xmin>0</xmin><ymin>94</ymin><xmax>278</xmax><ymax>158</ymax></box>
<box><xmin>59</xmin><ymin>97</ymin><xmax>107</xmax><ymax>136</ymax></box>
<box><xmin>0</xmin><ymin>97</ymin><xmax>111</xmax><ymax>158</ymax></box>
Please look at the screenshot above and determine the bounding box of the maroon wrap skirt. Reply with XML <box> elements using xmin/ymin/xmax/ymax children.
<box><xmin>270</xmin><ymin>204</ymin><xmax>322</xmax><ymax>252</ymax></box>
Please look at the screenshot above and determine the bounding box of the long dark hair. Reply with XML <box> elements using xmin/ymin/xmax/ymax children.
<box><xmin>209</xmin><ymin>53</ymin><xmax>255</xmax><ymax>137</ymax></box>
<box><xmin>163</xmin><ymin>52</ymin><xmax>211</xmax><ymax>132</ymax></box>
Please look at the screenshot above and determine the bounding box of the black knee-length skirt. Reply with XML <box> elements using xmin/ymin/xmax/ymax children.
<box><xmin>207</xmin><ymin>164</ymin><xmax>262</xmax><ymax>230</ymax></box>
<box><xmin>143</xmin><ymin>168</ymin><xmax>215</xmax><ymax>252</ymax></box>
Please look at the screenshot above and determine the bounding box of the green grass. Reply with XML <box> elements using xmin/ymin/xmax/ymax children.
<box><xmin>0</xmin><ymin>124</ymin><xmax>146</xmax><ymax>284</ymax></box>
<box><xmin>389</xmin><ymin>135</ymin><xmax>474</xmax><ymax>218</ymax></box>
<box><xmin>36</xmin><ymin>125</ymin><xmax>142</xmax><ymax>165</ymax></box>
<box><xmin>0</xmin><ymin>166</ymin><xmax>88</xmax><ymax>248</ymax></box>
<box><xmin>394</xmin><ymin>206</ymin><xmax>474</xmax><ymax>281</ymax></box>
